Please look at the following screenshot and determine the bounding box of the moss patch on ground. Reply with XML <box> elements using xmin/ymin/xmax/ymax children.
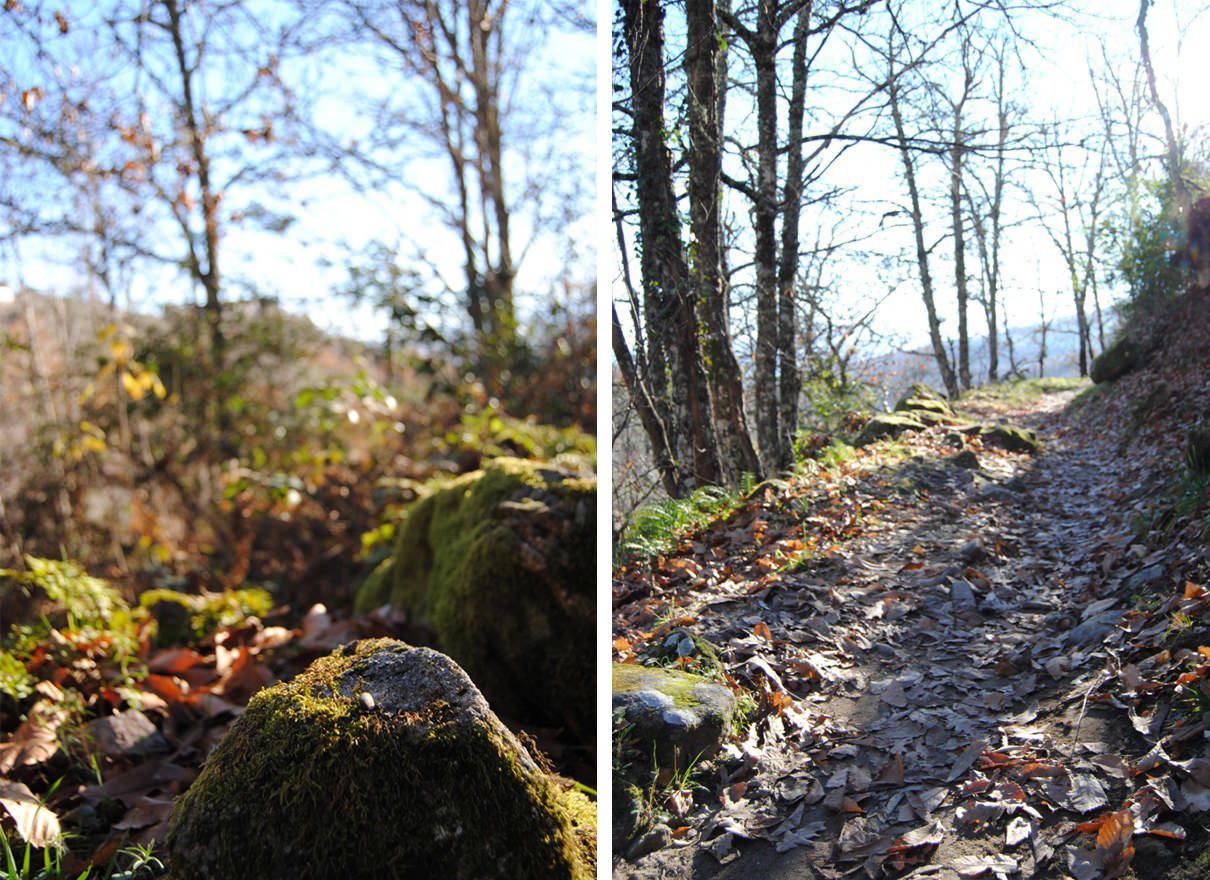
<box><xmin>167</xmin><ymin>638</ymin><xmax>595</xmax><ymax>880</ymax></box>
<box><xmin>355</xmin><ymin>457</ymin><xmax>595</xmax><ymax>736</ymax></box>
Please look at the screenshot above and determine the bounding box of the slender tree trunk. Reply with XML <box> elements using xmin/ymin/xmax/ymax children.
<box><xmin>751</xmin><ymin>8</ymin><xmax>780</xmax><ymax>468</ymax></box>
<box><xmin>1090</xmin><ymin>273</ymin><xmax>1106</xmax><ymax>351</ymax></box>
<box><xmin>613</xmin><ymin>303</ymin><xmax>681</xmax><ymax>498</ymax></box>
<box><xmin>1138</xmin><ymin>0</ymin><xmax>1189</xmax><ymax>219</ymax></box>
<box><xmin>950</xmin><ymin>130</ymin><xmax>971</xmax><ymax>391</ymax></box>
<box><xmin>986</xmin><ymin>78</ymin><xmax>1007</xmax><ymax>383</ymax></box>
<box><xmin>775</xmin><ymin>4</ymin><xmax>812</xmax><ymax>470</ymax></box>
<box><xmin>622</xmin><ymin>0</ymin><xmax>720</xmax><ymax>488</ymax></box>
<box><xmin>164</xmin><ymin>0</ymin><xmax>227</xmax><ymax>438</ymax></box>
<box><xmin>466</xmin><ymin>0</ymin><xmax>515</xmax><ymax>353</ymax></box>
<box><xmin>685</xmin><ymin>0</ymin><xmax>760</xmax><ymax>484</ymax></box>
<box><xmin>889</xmin><ymin>75</ymin><xmax>957</xmax><ymax>398</ymax></box>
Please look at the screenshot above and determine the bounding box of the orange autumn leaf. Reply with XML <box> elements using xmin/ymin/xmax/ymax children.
<box><xmin>1096</xmin><ymin>809</ymin><xmax>1134</xmax><ymax>864</ymax></box>
<box><xmin>753</xmin><ymin>621</ymin><xmax>772</xmax><ymax>641</ymax></box>
<box><xmin>1020</xmin><ymin>762</ymin><xmax>1066</xmax><ymax>778</ymax></box>
<box><xmin>1186</xmin><ymin>582</ymin><xmax>1206</xmax><ymax>599</ymax></box>
<box><xmin>612</xmin><ymin>636</ymin><xmax>632</xmax><ymax>653</ymax></box>
<box><xmin>1177</xmin><ymin>669</ymin><xmax>1209</xmax><ymax>685</ymax></box>
<box><xmin>769</xmin><ymin>690</ymin><xmax>792</xmax><ymax>714</ymax></box>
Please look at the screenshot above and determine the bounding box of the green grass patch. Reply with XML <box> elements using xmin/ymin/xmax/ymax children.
<box><xmin>961</xmin><ymin>376</ymin><xmax>1088</xmax><ymax>405</ymax></box>
<box><xmin>617</xmin><ymin>476</ymin><xmax>756</xmax><ymax>561</ymax></box>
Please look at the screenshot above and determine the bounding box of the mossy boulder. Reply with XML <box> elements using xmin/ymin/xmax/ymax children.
<box><xmin>855</xmin><ymin>412</ymin><xmax>928</xmax><ymax>447</ymax></box>
<box><xmin>967</xmin><ymin>423</ymin><xmax>1042</xmax><ymax>455</ymax></box>
<box><xmin>166</xmin><ymin>639</ymin><xmax>595</xmax><ymax>880</ymax></box>
<box><xmin>354</xmin><ymin>457</ymin><xmax>594</xmax><ymax>737</ymax></box>
<box><xmin>612</xmin><ymin>663</ymin><xmax>737</xmax><ymax>771</ymax></box>
<box><xmin>1091</xmin><ymin>335</ymin><xmax>1145</xmax><ymax>383</ymax></box>
<box><xmin>908</xmin><ymin>382</ymin><xmax>950</xmax><ymax>404</ymax></box>
<box><xmin>894</xmin><ymin>383</ymin><xmax>954</xmax><ymax>417</ymax></box>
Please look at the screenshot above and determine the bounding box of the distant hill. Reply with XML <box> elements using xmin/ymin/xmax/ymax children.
<box><xmin>855</xmin><ymin>312</ymin><xmax>1119</xmax><ymax>403</ymax></box>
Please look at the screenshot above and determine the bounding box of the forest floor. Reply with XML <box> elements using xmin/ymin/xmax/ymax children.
<box><xmin>613</xmin><ymin>367</ymin><xmax>1210</xmax><ymax>879</ymax></box>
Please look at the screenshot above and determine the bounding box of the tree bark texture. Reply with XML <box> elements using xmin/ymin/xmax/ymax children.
<box><xmin>685</xmin><ymin>0</ymin><xmax>761</xmax><ymax>483</ymax></box>
<box><xmin>622</xmin><ymin>0</ymin><xmax>721</xmax><ymax>488</ymax></box>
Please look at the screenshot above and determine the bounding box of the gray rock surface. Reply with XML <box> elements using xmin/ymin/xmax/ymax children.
<box><xmin>85</xmin><ymin>710</ymin><xmax>169</xmax><ymax>758</ymax></box>
<box><xmin>613</xmin><ymin>664</ymin><xmax>737</xmax><ymax>770</ymax></box>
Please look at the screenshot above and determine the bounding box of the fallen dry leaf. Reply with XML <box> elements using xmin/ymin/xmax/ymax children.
<box><xmin>0</xmin><ymin>700</ymin><xmax>65</xmax><ymax>773</ymax></box>
<box><xmin>0</xmin><ymin>779</ymin><xmax>60</xmax><ymax>847</ymax></box>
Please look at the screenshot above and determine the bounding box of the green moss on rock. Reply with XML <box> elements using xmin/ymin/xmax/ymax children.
<box><xmin>1091</xmin><ymin>335</ymin><xmax>1145</xmax><ymax>383</ymax></box>
<box><xmin>612</xmin><ymin>663</ymin><xmax>737</xmax><ymax>771</ymax></box>
<box><xmin>354</xmin><ymin>557</ymin><xmax>394</xmax><ymax>612</ymax></box>
<box><xmin>972</xmin><ymin>424</ymin><xmax>1042</xmax><ymax>455</ymax></box>
<box><xmin>139</xmin><ymin>587</ymin><xmax>274</xmax><ymax>647</ymax></box>
<box><xmin>355</xmin><ymin>458</ymin><xmax>595</xmax><ymax>737</ymax></box>
<box><xmin>855</xmin><ymin>412</ymin><xmax>928</xmax><ymax>447</ymax></box>
<box><xmin>894</xmin><ymin>385</ymin><xmax>953</xmax><ymax>417</ymax></box>
<box><xmin>166</xmin><ymin>638</ymin><xmax>595</xmax><ymax>880</ymax></box>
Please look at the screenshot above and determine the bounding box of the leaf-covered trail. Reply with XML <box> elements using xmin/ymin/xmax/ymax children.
<box><xmin>615</xmin><ymin>387</ymin><xmax>1200</xmax><ymax>879</ymax></box>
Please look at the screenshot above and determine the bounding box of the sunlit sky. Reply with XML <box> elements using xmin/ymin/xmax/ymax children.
<box><xmin>856</xmin><ymin>0</ymin><xmax>1210</xmax><ymax>350</ymax></box>
<box><xmin>612</xmin><ymin>0</ymin><xmax>1210</xmax><ymax>370</ymax></box>
<box><xmin>854</xmin><ymin>0</ymin><xmax>1207</xmax><ymax>351</ymax></box>
<box><xmin>1</xmin><ymin>1</ymin><xmax>595</xmax><ymax>342</ymax></box>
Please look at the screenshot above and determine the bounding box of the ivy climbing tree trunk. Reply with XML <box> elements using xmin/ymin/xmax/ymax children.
<box><xmin>621</xmin><ymin>0</ymin><xmax>721</xmax><ymax>490</ymax></box>
<box><xmin>685</xmin><ymin>0</ymin><xmax>761</xmax><ymax>484</ymax></box>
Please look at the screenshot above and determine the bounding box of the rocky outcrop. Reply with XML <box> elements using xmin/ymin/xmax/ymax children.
<box><xmin>167</xmin><ymin>639</ymin><xmax>595</xmax><ymax>880</ymax></box>
<box><xmin>855</xmin><ymin>412</ymin><xmax>929</xmax><ymax>447</ymax></box>
<box><xmin>894</xmin><ymin>383</ymin><xmax>954</xmax><ymax>417</ymax></box>
<box><xmin>856</xmin><ymin>383</ymin><xmax>1041</xmax><ymax>454</ymax></box>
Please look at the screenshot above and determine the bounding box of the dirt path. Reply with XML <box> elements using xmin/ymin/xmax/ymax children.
<box><xmin>614</xmin><ymin>389</ymin><xmax>1188</xmax><ymax>879</ymax></box>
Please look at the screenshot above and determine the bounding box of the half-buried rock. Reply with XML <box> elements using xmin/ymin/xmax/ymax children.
<box><xmin>167</xmin><ymin>639</ymin><xmax>595</xmax><ymax>880</ymax></box>
<box><xmin>612</xmin><ymin>663</ymin><xmax>737</xmax><ymax>771</ymax></box>
<box><xmin>354</xmin><ymin>457</ymin><xmax>595</xmax><ymax>738</ymax></box>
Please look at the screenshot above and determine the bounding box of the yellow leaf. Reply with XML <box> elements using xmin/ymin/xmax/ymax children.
<box><xmin>121</xmin><ymin>370</ymin><xmax>144</xmax><ymax>400</ymax></box>
<box><xmin>108</xmin><ymin>337</ymin><xmax>132</xmax><ymax>362</ymax></box>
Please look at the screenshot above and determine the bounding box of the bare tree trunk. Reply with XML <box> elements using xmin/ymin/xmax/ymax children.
<box><xmin>889</xmin><ymin>72</ymin><xmax>957</xmax><ymax>398</ymax></box>
<box><xmin>1090</xmin><ymin>272</ymin><xmax>1106</xmax><ymax>351</ymax></box>
<box><xmin>613</xmin><ymin>303</ymin><xmax>681</xmax><ymax>498</ymax></box>
<box><xmin>751</xmin><ymin>5</ymin><xmax>780</xmax><ymax>468</ymax></box>
<box><xmin>775</xmin><ymin>4</ymin><xmax>812</xmax><ymax>470</ymax></box>
<box><xmin>950</xmin><ymin>129</ymin><xmax>971</xmax><ymax>391</ymax></box>
<box><xmin>1036</xmin><ymin>290</ymin><xmax>1049</xmax><ymax>379</ymax></box>
<box><xmin>622</xmin><ymin>0</ymin><xmax>720</xmax><ymax>488</ymax></box>
<box><xmin>164</xmin><ymin>0</ymin><xmax>226</xmax><ymax>431</ymax></box>
<box><xmin>1138</xmin><ymin>0</ymin><xmax>1190</xmax><ymax>219</ymax></box>
<box><xmin>945</xmin><ymin>39</ymin><xmax>976</xmax><ymax>391</ymax></box>
<box><xmin>685</xmin><ymin>0</ymin><xmax>761</xmax><ymax>484</ymax></box>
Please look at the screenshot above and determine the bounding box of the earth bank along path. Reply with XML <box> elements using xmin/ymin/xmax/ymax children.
<box><xmin>614</xmin><ymin>389</ymin><xmax>1183</xmax><ymax>880</ymax></box>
